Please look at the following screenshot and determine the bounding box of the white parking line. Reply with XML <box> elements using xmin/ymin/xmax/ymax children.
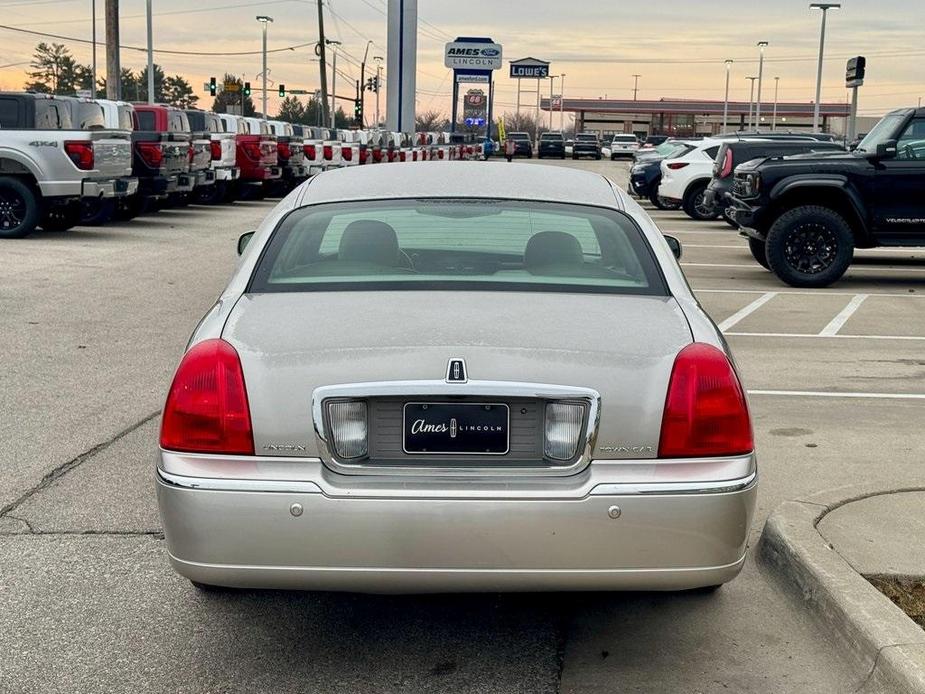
<box><xmin>749</xmin><ymin>389</ymin><xmax>925</xmax><ymax>400</ymax></box>
<box><xmin>726</xmin><ymin>331</ymin><xmax>925</xmax><ymax>341</ymax></box>
<box><xmin>717</xmin><ymin>292</ymin><xmax>778</xmax><ymax>331</ymax></box>
<box><xmin>683</xmin><ymin>262</ymin><xmax>925</xmax><ymax>274</ymax></box>
<box><xmin>699</xmin><ymin>288</ymin><xmax>925</xmax><ymax>299</ymax></box>
<box><xmin>819</xmin><ymin>294</ymin><xmax>869</xmax><ymax>336</ymax></box>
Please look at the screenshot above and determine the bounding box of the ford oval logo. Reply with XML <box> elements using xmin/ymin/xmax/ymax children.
<box><xmin>481</xmin><ymin>48</ymin><xmax>499</xmax><ymax>57</ymax></box>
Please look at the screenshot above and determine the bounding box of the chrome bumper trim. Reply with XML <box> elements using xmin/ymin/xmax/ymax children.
<box><xmin>156</xmin><ymin>466</ymin><xmax>755</xmax><ymax>497</ymax></box>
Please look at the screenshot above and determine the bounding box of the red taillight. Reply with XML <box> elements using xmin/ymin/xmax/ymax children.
<box><xmin>666</xmin><ymin>162</ymin><xmax>689</xmax><ymax>170</ymax></box>
<box><xmin>242</xmin><ymin>141</ymin><xmax>262</xmax><ymax>161</ymax></box>
<box><xmin>160</xmin><ymin>339</ymin><xmax>254</xmax><ymax>455</ymax></box>
<box><xmin>373</xmin><ymin>148</ymin><xmax>383</xmax><ymax>162</ymax></box>
<box><xmin>323</xmin><ymin>145</ymin><xmax>333</xmax><ymax>160</ymax></box>
<box><xmin>136</xmin><ymin>141</ymin><xmax>163</xmax><ymax>168</ymax></box>
<box><xmin>210</xmin><ymin>140</ymin><xmax>222</xmax><ymax>160</ymax></box>
<box><xmin>64</xmin><ymin>141</ymin><xmax>94</xmax><ymax>170</ymax></box>
<box><xmin>187</xmin><ymin>144</ymin><xmax>194</xmax><ymax>163</ymax></box>
<box><xmin>305</xmin><ymin>144</ymin><xmax>316</xmax><ymax>160</ymax></box>
<box><xmin>438</xmin><ymin>149</ymin><xmax>445</xmax><ymax>159</ymax></box>
<box><xmin>720</xmin><ymin>149</ymin><xmax>733</xmax><ymax>178</ymax></box>
<box><xmin>658</xmin><ymin>343</ymin><xmax>753</xmax><ymax>458</ymax></box>
<box><xmin>360</xmin><ymin>148</ymin><xmax>368</xmax><ymax>164</ymax></box>
<box><xmin>399</xmin><ymin>151</ymin><xmax>407</xmax><ymax>162</ymax></box>
<box><xmin>278</xmin><ymin>142</ymin><xmax>292</xmax><ymax>159</ymax></box>
<box><xmin>342</xmin><ymin>145</ymin><xmax>353</xmax><ymax>161</ymax></box>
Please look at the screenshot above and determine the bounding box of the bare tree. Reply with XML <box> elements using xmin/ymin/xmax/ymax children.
<box><xmin>501</xmin><ymin>111</ymin><xmax>541</xmax><ymax>139</ymax></box>
<box><xmin>416</xmin><ymin>110</ymin><xmax>450</xmax><ymax>132</ymax></box>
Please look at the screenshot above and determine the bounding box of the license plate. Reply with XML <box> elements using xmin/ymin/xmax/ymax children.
<box><xmin>403</xmin><ymin>403</ymin><xmax>509</xmax><ymax>455</ymax></box>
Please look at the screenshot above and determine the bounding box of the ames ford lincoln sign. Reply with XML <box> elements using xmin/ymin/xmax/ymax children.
<box><xmin>444</xmin><ymin>41</ymin><xmax>503</xmax><ymax>70</ymax></box>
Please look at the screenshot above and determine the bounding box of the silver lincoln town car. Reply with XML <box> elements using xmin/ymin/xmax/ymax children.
<box><xmin>156</xmin><ymin>162</ymin><xmax>757</xmax><ymax>593</ymax></box>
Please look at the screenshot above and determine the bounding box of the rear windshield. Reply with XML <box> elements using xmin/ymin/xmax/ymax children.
<box><xmin>76</xmin><ymin>102</ymin><xmax>105</xmax><ymax>130</ymax></box>
<box><xmin>540</xmin><ymin>133</ymin><xmax>564</xmax><ymax>140</ymax></box>
<box><xmin>185</xmin><ymin>111</ymin><xmax>205</xmax><ymax>131</ymax></box>
<box><xmin>612</xmin><ymin>135</ymin><xmax>637</xmax><ymax>142</ymax></box>
<box><xmin>136</xmin><ymin>110</ymin><xmax>155</xmax><ymax>130</ymax></box>
<box><xmin>117</xmin><ymin>106</ymin><xmax>134</xmax><ymax>130</ymax></box>
<box><xmin>168</xmin><ymin>110</ymin><xmax>189</xmax><ymax>132</ymax></box>
<box><xmin>577</xmin><ymin>134</ymin><xmax>598</xmax><ymax>141</ymax></box>
<box><xmin>509</xmin><ymin>133</ymin><xmax>530</xmax><ymax>140</ymax></box>
<box><xmin>249</xmin><ymin>199</ymin><xmax>666</xmax><ymax>296</ymax></box>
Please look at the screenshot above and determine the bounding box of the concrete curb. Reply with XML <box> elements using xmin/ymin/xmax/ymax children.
<box><xmin>759</xmin><ymin>484</ymin><xmax>925</xmax><ymax>693</ymax></box>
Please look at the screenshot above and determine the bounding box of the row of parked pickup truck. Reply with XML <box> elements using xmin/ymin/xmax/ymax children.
<box><xmin>0</xmin><ymin>92</ymin><xmax>482</xmax><ymax>239</ymax></box>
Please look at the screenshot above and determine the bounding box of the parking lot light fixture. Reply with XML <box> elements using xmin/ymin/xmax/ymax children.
<box><xmin>755</xmin><ymin>42</ymin><xmax>768</xmax><ymax>132</ymax></box>
<box><xmin>722</xmin><ymin>60</ymin><xmax>733</xmax><ymax>134</ymax></box>
<box><xmin>810</xmin><ymin>3</ymin><xmax>841</xmax><ymax>132</ymax></box>
<box><xmin>256</xmin><ymin>15</ymin><xmax>274</xmax><ymax>119</ymax></box>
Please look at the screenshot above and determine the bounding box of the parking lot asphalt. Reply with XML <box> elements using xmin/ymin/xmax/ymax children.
<box><xmin>3</xmin><ymin>160</ymin><xmax>924</xmax><ymax>693</ymax></box>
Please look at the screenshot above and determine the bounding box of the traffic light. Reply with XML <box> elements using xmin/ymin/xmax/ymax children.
<box><xmin>278</xmin><ymin>84</ymin><xmax>286</xmax><ymax>97</ymax></box>
<box><xmin>243</xmin><ymin>81</ymin><xmax>251</xmax><ymax>97</ymax></box>
<box><xmin>209</xmin><ymin>76</ymin><xmax>217</xmax><ymax>96</ymax></box>
<box><xmin>354</xmin><ymin>99</ymin><xmax>362</xmax><ymax>125</ymax></box>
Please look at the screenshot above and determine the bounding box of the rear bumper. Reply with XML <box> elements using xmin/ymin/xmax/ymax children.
<box><xmin>193</xmin><ymin>169</ymin><xmax>216</xmax><ymax>187</ymax></box>
<box><xmin>156</xmin><ymin>457</ymin><xmax>757</xmax><ymax>593</ymax></box>
<box><xmin>170</xmin><ymin>173</ymin><xmax>195</xmax><ymax>193</ymax></box>
<box><xmin>137</xmin><ymin>175</ymin><xmax>170</xmax><ymax>198</ymax></box>
<box><xmin>282</xmin><ymin>164</ymin><xmax>308</xmax><ymax>179</ymax></box>
<box><xmin>213</xmin><ymin>166</ymin><xmax>240</xmax><ymax>182</ymax></box>
<box><xmin>82</xmin><ymin>177</ymin><xmax>138</xmax><ymax>199</ymax></box>
<box><xmin>242</xmin><ymin>166</ymin><xmax>282</xmax><ymax>181</ymax></box>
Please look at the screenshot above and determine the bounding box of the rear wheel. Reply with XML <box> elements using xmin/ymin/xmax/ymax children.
<box><xmin>194</xmin><ymin>183</ymin><xmax>222</xmax><ymax>205</ymax></box>
<box><xmin>0</xmin><ymin>177</ymin><xmax>40</xmax><ymax>239</ymax></box>
<box><xmin>682</xmin><ymin>181</ymin><xmax>719</xmax><ymax>221</ymax></box>
<box><xmin>748</xmin><ymin>237</ymin><xmax>771</xmax><ymax>270</ymax></box>
<box><xmin>80</xmin><ymin>197</ymin><xmax>115</xmax><ymax>226</ymax></box>
<box><xmin>648</xmin><ymin>190</ymin><xmax>681</xmax><ymax>211</ymax></box>
<box><xmin>765</xmin><ymin>205</ymin><xmax>854</xmax><ymax>288</ymax></box>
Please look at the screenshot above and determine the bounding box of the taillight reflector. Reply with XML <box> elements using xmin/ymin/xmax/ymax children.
<box><xmin>278</xmin><ymin>142</ymin><xmax>292</xmax><ymax>160</ymax></box>
<box><xmin>187</xmin><ymin>144</ymin><xmax>194</xmax><ymax>163</ymax></box>
<box><xmin>658</xmin><ymin>343</ymin><xmax>753</xmax><ymax>458</ymax></box>
<box><xmin>666</xmin><ymin>162</ymin><xmax>689</xmax><ymax>170</ymax></box>
<box><xmin>360</xmin><ymin>148</ymin><xmax>368</xmax><ymax>164</ymax></box>
<box><xmin>323</xmin><ymin>145</ymin><xmax>333</xmax><ymax>160</ymax></box>
<box><xmin>304</xmin><ymin>144</ymin><xmax>317</xmax><ymax>160</ymax></box>
<box><xmin>242</xmin><ymin>141</ymin><xmax>262</xmax><ymax>161</ymax></box>
<box><xmin>160</xmin><ymin>339</ymin><xmax>254</xmax><ymax>455</ymax></box>
<box><xmin>64</xmin><ymin>141</ymin><xmax>94</xmax><ymax>170</ymax></box>
<box><xmin>136</xmin><ymin>141</ymin><xmax>163</xmax><ymax>168</ymax></box>
<box><xmin>342</xmin><ymin>146</ymin><xmax>353</xmax><ymax>161</ymax></box>
<box><xmin>210</xmin><ymin>140</ymin><xmax>222</xmax><ymax>160</ymax></box>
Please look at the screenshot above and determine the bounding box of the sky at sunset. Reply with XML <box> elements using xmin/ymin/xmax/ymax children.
<box><xmin>1</xmin><ymin>0</ymin><xmax>922</xmax><ymax>121</ymax></box>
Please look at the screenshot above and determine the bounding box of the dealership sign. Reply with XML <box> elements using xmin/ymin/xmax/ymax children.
<box><xmin>509</xmin><ymin>57</ymin><xmax>550</xmax><ymax>79</ymax></box>
<box><xmin>445</xmin><ymin>41</ymin><xmax>503</xmax><ymax>70</ymax></box>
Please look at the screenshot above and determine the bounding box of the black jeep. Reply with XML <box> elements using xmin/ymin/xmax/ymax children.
<box><xmin>729</xmin><ymin>107</ymin><xmax>925</xmax><ymax>287</ymax></box>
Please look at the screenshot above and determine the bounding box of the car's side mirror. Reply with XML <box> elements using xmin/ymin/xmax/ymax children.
<box><xmin>664</xmin><ymin>235</ymin><xmax>682</xmax><ymax>260</ymax></box>
<box><xmin>871</xmin><ymin>139</ymin><xmax>898</xmax><ymax>160</ymax></box>
<box><xmin>237</xmin><ymin>231</ymin><xmax>255</xmax><ymax>256</ymax></box>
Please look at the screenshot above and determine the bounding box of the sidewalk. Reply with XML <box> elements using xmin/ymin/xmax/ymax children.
<box><xmin>761</xmin><ymin>485</ymin><xmax>925</xmax><ymax>693</ymax></box>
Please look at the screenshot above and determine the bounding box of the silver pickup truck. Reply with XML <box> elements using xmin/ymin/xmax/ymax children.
<box><xmin>0</xmin><ymin>92</ymin><xmax>136</xmax><ymax>237</ymax></box>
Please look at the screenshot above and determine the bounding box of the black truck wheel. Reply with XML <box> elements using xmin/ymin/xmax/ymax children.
<box><xmin>0</xmin><ymin>177</ymin><xmax>40</xmax><ymax>239</ymax></box>
<box><xmin>682</xmin><ymin>181</ymin><xmax>719</xmax><ymax>221</ymax></box>
<box><xmin>748</xmin><ymin>237</ymin><xmax>771</xmax><ymax>270</ymax></box>
<box><xmin>765</xmin><ymin>205</ymin><xmax>854</xmax><ymax>288</ymax></box>
<box><xmin>80</xmin><ymin>197</ymin><xmax>115</xmax><ymax>225</ymax></box>
<box><xmin>41</xmin><ymin>205</ymin><xmax>81</xmax><ymax>232</ymax></box>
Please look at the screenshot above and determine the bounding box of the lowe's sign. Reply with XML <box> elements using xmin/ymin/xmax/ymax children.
<box><xmin>509</xmin><ymin>58</ymin><xmax>550</xmax><ymax>79</ymax></box>
<box><xmin>445</xmin><ymin>41</ymin><xmax>503</xmax><ymax>70</ymax></box>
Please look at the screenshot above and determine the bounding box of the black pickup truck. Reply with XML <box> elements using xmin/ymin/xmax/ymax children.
<box><xmin>728</xmin><ymin>107</ymin><xmax>925</xmax><ymax>287</ymax></box>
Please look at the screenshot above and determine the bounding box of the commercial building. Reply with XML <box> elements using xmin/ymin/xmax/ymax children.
<box><xmin>541</xmin><ymin>97</ymin><xmax>864</xmax><ymax>137</ymax></box>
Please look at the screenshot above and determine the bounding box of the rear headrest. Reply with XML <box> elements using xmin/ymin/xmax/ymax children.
<box><xmin>524</xmin><ymin>231</ymin><xmax>584</xmax><ymax>268</ymax></box>
<box><xmin>338</xmin><ymin>220</ymin><xmax>400</xmax><ymax>266</ymax></box>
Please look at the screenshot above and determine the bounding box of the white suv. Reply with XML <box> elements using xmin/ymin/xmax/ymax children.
<box><xmin>658</xmin><ymin>139</ymin><xmax>724</xmax><ymax>220</ymax></box>
<box><xmin>610</xmin><ymin>134</ymin><xmax>640</xmax><ymax>159</ymax></box>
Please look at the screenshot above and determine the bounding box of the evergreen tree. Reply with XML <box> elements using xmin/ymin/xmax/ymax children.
<box><xmin>277</xmin><ymin>96</ymin><xmax>305</xmax><ymax>122</ymax></box>
<box><xmin>211</xmin><ymin>73</ymin><xmax>256</xmax><ymax>117</ymax></box>
<box><xmin>163</xmin><ymin>75</ymin><xmax>198</xmax><ymax>108</ymax></box>
<box><xmin>24</xmin><ymin>42</ymin><xmax>83</xmax><ymax>94</ymax></box>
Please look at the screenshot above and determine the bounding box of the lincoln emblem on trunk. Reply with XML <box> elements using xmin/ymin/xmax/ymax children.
<box><xmin>446</xmin><ymin>358</ymin><xmax>467</xmax><ymax>383</ymax></box>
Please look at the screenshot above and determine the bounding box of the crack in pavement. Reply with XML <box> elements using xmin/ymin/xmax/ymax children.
<box><xmin>0</xmin><ymin>410</ymin><xmax>161</xmax><ymax>519</ymax></box>
<box><xmin>0</xmin><ymin>528</ymin><xmax>163</xmax><ymax>538</ymax></box>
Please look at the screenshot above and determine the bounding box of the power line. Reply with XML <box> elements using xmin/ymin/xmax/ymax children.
<box><xmin>12</xmin><ymin>0</ymin><xmax>304</xmax><ymax>25</ymax></box>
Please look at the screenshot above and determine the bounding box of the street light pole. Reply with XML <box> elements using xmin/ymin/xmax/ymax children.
<box><xmin>256</xmin><ymin>15</ymin><xmax>273</xmax><ymax>119</ymax></box>
<box><xmin>360</xmin><ymin>40</ymin><xmax>373</xmax><ymax>127</ymax></box>
<box><xmin>549</xmin><ymin>75</ymin><xmax>556</xmax><ymax>131</ymax></box>
<box><xmin>746</xmin><ymin>76</ymin><xmax>758</xmax><ymax>130</ymax></box>
<box><xmin>327</xmin><ymin>39</ymin><xmax>341</xmax><ymax>128</ymax></box>
<box><xmin>632</xmin><ymin>74</ymin><xmax>641</xmax><ymax>101</ymax></box>
<box><xmin>722</xmin><ymin>59</ymin><xmax>733</xmax><ymax>134</ymax></box>
<box><xmin>91</xmin><ymin>0</ymin><xmax>97</xmax><ymax>96</ymax></box>
<box><xmin>772</xmin><ymin>76</ymin><xmax>780</xmax><ymax>131</ymax></box>
<box><xmin>560</xmin><ymin>73</ymin><xmax>566</xmax><ymax>131</ymax></box>
<box><xmin>374</xmin><ymin>55</ymin><xmax>383</xmax><ymax>128</ymax></box>
<box><xmin>755</xmin><ymin>41</ymin><xmax>768</xmax><ymax>131</ymax></box>
<box><xmin>146</xmin><ymin>0</ymin><xmax>154</xmax><ymax>103</ymax></box>
<box><xmin>811</xmin><ymin>3</ymin><xmax>841</xmax><ymax>132</ymax></box>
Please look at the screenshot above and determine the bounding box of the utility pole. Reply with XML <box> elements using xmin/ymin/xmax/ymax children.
<box><xmin>549</xmin><ymin>75</ymin><xmax>556</xmax><ymax>131</ymax></box>
<box><xmin>256</xmin><ymin>16</ymin><xmax>273</xmax><ymax>119</ymax></box>
<box><xmin>146</xmin><ymin>0</ymin><xmax>154</xmax><ymax>103</ymax></box>
<box><xmin>722</xmin><ymin>60</ymin><xmax>733</xmax><ymax>133</ymax></box>
<box><xmin>811</xmin><ymin>3</ymin><xmax>841</xmax><ymax>132</ymax></box>
<box><xmin>104</xmin><ymin>0</ymin><xmax>120</xmax><ymax>100</ymax></box>
<box><xmin>560</xmin><ymin>73</ymin><xmax>565</xmax><ymax>131</ymax></box>
<box><xmin>632</xmin><ymin>74</ymin><xmax>641</xmax><ymax>101</ymax></box>
<box><xmin>90</xmin><ymin>0</ymin><xmax>97</xmax><ymax>97</ymax></box>
<box><xmin>316</xmin><ymin>0</ymin><xmax>330</xmax><ymax>127</ymax></box>
<box><xmin>755</xmin><ymin>41</ymin><xmax>768</xmax><ymax>131</ymax></box>
<box><xmin>374</xmin><ymin>55</ymin><xmax>383</xmax><ymax>128</ymax></box>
